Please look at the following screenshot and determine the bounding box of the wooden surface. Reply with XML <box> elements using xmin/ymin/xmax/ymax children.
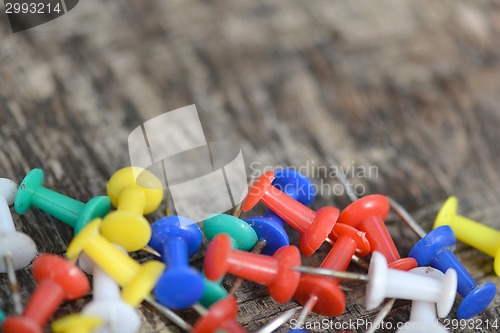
<box><xmin>1</xmin><ymin>0</ymin><xmax>500</xmax><ymax>332</ymax></box>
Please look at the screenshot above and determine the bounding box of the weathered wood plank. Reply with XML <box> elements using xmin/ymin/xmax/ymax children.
<box><xmin>1</xmin><ymin>0</ymin><xmax>499</xmax><ymax>332</ymax></box>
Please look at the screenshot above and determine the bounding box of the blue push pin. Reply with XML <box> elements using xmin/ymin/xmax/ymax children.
<box><xmin>149</xmin><ymin>215</ymin><xmax>204</xmax><ymax>310</ymax></box>
<box><xmin>409</xmin><ymin>225</ymin><xmax>497</xmax><ymax>319</ymax></box>
<box><xmin>245</xmin><ymin>169</ymin><xmax>316</xmax><ymax>256</ymax></box>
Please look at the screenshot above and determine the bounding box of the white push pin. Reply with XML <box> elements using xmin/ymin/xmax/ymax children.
<box><xmin>367</xmin><ymin>252</ymin><xmax>457</xmax><ymax>317</ymax></box>
<box><xmin>79</xmin><ymin>253</ymin><xmax>141</xmax><ymax>333</ymax></box>
<box><xmin>0</xmin><ymin>178</ymin><xmax>37</xmax><ymax>315</ymax></box>
<box><xmin>396</xmin><ymin>267</ymin><xmax>449</xmax><ymax>333</ymax></box>
<box><xmin>295</xmin><ymin>252</ymin><xmax>457</xmax><ymax>318</ymax></box>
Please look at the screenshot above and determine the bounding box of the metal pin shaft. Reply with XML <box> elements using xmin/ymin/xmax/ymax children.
<box><xmin>365</xmin><ymin>298</ymin><xmax>396</xmax><ymax>333</ymax></box>
<box><xmin>388</xmin><ymin>197</ymin><xmax>427</xmax><ymax>239</ymax></box>
<box><xmin>293</xmin><ymin>266</ymin><xmax>369</xmax><ymax>281</ymax></box>
<box><xmin>255</xmin><ymin>308</ymin><xmax>298</xmax><ymax>333</ymax></box>
<box><xmin>192</xmin><ymin>303</ymin><xmax>208</xmax><ymax>316</ymax></box>
<box><xmin>297</xmin><ymin>295</ymin><xmax>318</xmax><ymax>328</ymax></box>
<box><xmin>141</xmin><ymin>245</ymin><xmax>162</xmax><ymax>257</ymax></box>
<box><xmin>144</xmin><ymin>295</ymin><xmax>192</xmax><ymax>331</ymax></box>
<box><xmin>4</xmin><ymin>255</ymin><xmax>23</xmax><ymax>315</ymax></box>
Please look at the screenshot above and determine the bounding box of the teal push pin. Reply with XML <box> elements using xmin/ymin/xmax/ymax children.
<box><xmin>0</xmin><ymin>309</ymin><xmax>5</xmax><ymax>325</ymax></box>
<box><xmin>14</xmin><ymin>169</ymin><xmax>110</xmax><ymax>234</ymax></box>
<box><xmin>200</xmin><ymin>214</ymin><xmax>259</xmax><ymax>307</ymax></box>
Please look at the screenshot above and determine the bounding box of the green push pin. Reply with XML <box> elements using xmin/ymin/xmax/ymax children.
<box><xmin>203</xmin><ymin>214</ymin><xmax>258</xmax><ymax>251</ymax></box>
<box><xmin>200</xmin><ymin>276</ymin><xmax>228</xmax><ymax>308</ymax></box>
<box><xmin>200</xmin><ymin>214</ymin><xmax>259</xmax><ymax>307</ymax></box>
<box><xmin>14</xmin><ymin>169</ymin><xmax>110</xmax><ymax>234</ymax></box>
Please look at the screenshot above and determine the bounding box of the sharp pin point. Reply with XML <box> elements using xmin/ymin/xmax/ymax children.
<box><xmin>144</xmin><ymin>296</ymin><xmax>193</xmax><ymax>331</ymax></box>
<box><xmin>365</xmin><ymin>298</ymin><xmax>396</xmax><ymax>333</ymax></box>
<box><xmin>256</xmin><ymin>308</ymin><xmax>298</xmax><ymax>333</ymax></box>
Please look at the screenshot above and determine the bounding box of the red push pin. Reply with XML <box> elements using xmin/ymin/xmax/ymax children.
<box><xmin>204</xmin><ymin>234</ymin><xmax>301</xmax><ymax>304</ymax></box>
<box><xmin>337</xmin><ymin>195</ymin><xmax>417</xmax><ymax>271</ymax></box>
<box><xmin>294</xmin><ymin>223</ymin><xmax>370</xmax><ymax>317</ymax></box>
<box><xmin>193</xmin><ymin>296</ymin><xmax>246</xmax><ymax>333</ymax></box>
<box><xmin>3</xmin><ymin>254</ymin><xmax>89</xmax><ymax>333</ymax></box>
<box><xmin>243</xmin><ymin>171</ymin><xmax>338</xmax><ymax>256</ymax></box>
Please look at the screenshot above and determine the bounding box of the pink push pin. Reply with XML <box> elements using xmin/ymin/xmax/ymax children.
<box><xmin>0</xmin><ymin>179</ymin><xmax>37</xmax><ymax>315</ymax></box>
<box><xmin>193</xmin><ymin>296</ymin><xmax>246</xmax><ymax>333</ymax></box>
<box><xmin>3</xmin><ymin>254</ymin><xmax>89</xmax><ymax>333</ymax></box>
<box><xmin>243</xmin><ymin>171</ymin><xmax>338</xmax><ymax>256</ymax></box>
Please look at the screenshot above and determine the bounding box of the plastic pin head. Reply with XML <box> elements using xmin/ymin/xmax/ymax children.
<box><xmin>102</xmin><ymin>167</ymin><xmax>163</xmax><ymax>251</ymax></box>
<box><xmin>149</xmin><ymin>216</ymin><xmax>204</xmax><ymax>310</ymax></box>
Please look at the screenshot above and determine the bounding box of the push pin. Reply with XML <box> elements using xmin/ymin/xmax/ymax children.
<box><xmin>200</xmin><ymin>277</ymin><xmax>228</xmax><ymax>308</ymax></box>
<box><xmin>51</xmin><ymin>314</ymin><xmax>103</xmax><ymax>333</ymax></box>
<box><xmin>66</xmin><ymin>218</ymin><xmax>165</xmax><ymax>307</ymax></box>
<box><xmin>203</xmin><ymin>214</ymin><xmax>258</xmax><ymax>251</ymax></box>
<box><xmin>409</xmin><ymin>225</ymin><xmax>496</xmax><ymax>319</ymax></box>
<box><xmin>14</xmin><ymin>168</ymin><xmax>110</xmax><ymax>234</ymax></box>
<box><xmin>0</xmin><ymin>178</ymin><xmax>37</xmax><ymax>315</ymax></box>
<box><xmin>243</xmin><ymin>171</ymin><xmax>338</xmax><ymax>256</ymax></box>
<box><xmin>193</xmin><ymin>296</ymin><xmax>246</xmax><ymax>333</ymax></box>
<box><xmin>395</xmin><ymin>267</ymin><xmax>449</xmax><ymax>333</ymax></box>
<box><xmin>149</xmin><ymin>215</ymin><xmax>204</xmax><ymax>309</ymax></box>
<box><xmin>337</xmin><ymin>194</ymin><xmax>417</xmax><ymax>271</ymax></box>
<box><xmin>204</xmin><ymin>234</ymin><xmax>301</xmax><ymax>304</ymax></box>
<box><xmin>102</xmin><ymin>167</ymin><xmax>163</xmax><ymax>252</ymax></box>
<box><xmin>201</xmin><ymin>214</ymin><xmax>258</xmax><ymax>306</ymax></box>
<box><xmin>296</xmin><ymin>252</ymin><xmax>457</xmax><ymax>318</ymax></box>
<box><xmin>2</xmin><ymin>254</ymin><xmax>90</xmax><ymax>333</ymax></box>
<box><xmin>434</xmin><ymin>196</ymin><xmax>500</xmax><ymax>276</ymax></box>
<box><xmin>245</xmin><ymin>168</ymin><xmax>316</xmax><ymax>256</ymax></box>
<box><xmin>78</xmin><ymin>253</ymin><xmax>141</xmax><ymax>333</ymax></box>
<box><xmin>294</xmin><ymin>223</ymin><xmax>370</xmax><ymax>316</ymax></box>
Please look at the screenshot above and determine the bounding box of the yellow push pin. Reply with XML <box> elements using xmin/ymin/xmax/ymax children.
<box><xmin>66</xmin><ymin>218</ymin><xmax>165</xmax><ymax>306</ymax></box>
<box><xmin>51</xmin><ymin>314</ymin><xmax>102</xmax><ymax>333</ymax></box>
<box><xmin>434</xmin><ymin>196</ymin><xmax>500</xmax><ymax>276</ymax></box>
<box><xmin>102</xmin><ymin>167</ymin><xmax>163</xmax><ymax>252</ymax></box>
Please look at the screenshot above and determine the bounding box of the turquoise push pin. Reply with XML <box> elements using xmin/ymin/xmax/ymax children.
<box><xmin>0</xmin><ymin>309</ymin><xmax>5</xmax><ymax>325</ymax></box>
<box><xmin>14</xmin><ymin>169</ymin><xmax>110</xmax><ymax>234</ymax></box>
<box><xmin>200</xmin><ymin>214</ymin><xmax>259</xmax><ymax>307</ymax></box>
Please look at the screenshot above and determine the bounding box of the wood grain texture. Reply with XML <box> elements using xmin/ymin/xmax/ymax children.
<box><xmin>1</xmin><ymin>0</ymin><xmax>499</xmax><ymax>332</ymax></box>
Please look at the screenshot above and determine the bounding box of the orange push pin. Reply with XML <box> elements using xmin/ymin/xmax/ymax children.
<box><xmin>102</xmin><ymin>167</ymin><xmax>163</xmax><ymax>252</ymax></box>
<box><xmin>2</xmin><ymin>254</ymin><xmax>90</xmax><ymax>333</ymax></box>
<box><xmin>51</xmin><ymin>314</ymin><xmax>102</xmax><ymax>333</ymax></box>
<box><xmin>66</xmin><ymin>218</ymin><xmax>165</xmax><ymax>307</ymax></box>
<box><xmin>434</xmin><ymin>196</ymin><xmax>500</xmax><ymax>276</ymax></box>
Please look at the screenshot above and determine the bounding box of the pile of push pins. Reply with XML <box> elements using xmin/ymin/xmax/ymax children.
<box><xmin>0</xmin><ymin>165</ymin><xmax>498</xmax><ymax>333</ymax></box>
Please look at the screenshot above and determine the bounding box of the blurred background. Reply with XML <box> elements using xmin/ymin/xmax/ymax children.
<box><xmin>1</xmin><ymin>1</ymin><xmax>499</xmax><ymax>332</ymax></box>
